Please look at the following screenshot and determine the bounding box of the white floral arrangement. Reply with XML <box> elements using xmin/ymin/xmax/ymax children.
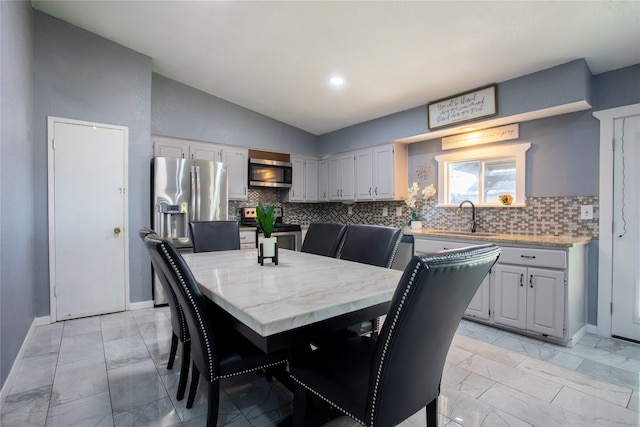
<box><xmin>405</xmin><ymin>182</ymin><xmax>436</xmax><ymax>221</ymax></box>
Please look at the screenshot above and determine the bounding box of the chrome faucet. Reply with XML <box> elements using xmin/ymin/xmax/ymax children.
<box><xmin>456</xmin><ymin>200</ymin><xmax>477</xmax><ymax>233</ymax></box>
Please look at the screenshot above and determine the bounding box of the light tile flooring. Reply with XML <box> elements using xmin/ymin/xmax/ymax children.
<box><xmin>2</xmin><ymin>307</ymin><xmax>639</xmax><ymax>426</ymax></box>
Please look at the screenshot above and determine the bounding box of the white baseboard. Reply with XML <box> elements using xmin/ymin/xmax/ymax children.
<box><xmin>129</xmin><ymin>300</ymin><xmax>154</xmax><ymax>310</ymax></box>
<box><xmin>0</xmin><ymin>316</ymin><xmax>51</xmax><ymax>408</ymax></box>
<box><xmin>586</xmin><ymin>323</ymin><xmax>599</xmax><ymax>335</ymax></box>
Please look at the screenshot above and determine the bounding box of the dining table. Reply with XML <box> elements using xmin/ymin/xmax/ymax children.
<box><xmin>182</xmin><ymin>248</ymin><xmax>404</xmax><ymax>353</ymax></box>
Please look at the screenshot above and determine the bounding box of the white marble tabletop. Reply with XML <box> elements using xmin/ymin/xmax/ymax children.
<box><xmin>182</xmin><ymin>249</ymin><xmax>403</xmax><ymax>338</ymax></box>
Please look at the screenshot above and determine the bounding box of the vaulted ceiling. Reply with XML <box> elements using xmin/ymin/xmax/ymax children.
<box><xmin>32</xmin><ymin>1</ymin><xmax>640</xmax><ymax>135</ymax></box>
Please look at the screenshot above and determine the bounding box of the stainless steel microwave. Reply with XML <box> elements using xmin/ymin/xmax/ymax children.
<box><xmin>248</xmin><ymin>158</ymin><xmax>293</xmax><ymax>188</ymax></box>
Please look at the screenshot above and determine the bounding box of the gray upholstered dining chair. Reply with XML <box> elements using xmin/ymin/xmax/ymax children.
<box><xmin>336</xmin><ymin>224</ymin><xmax>403</xmax><ymax>268</ymax></box>
<box><xmin>290</xmin><ymin>244</ymin><xmax>501</xmax><ymax>427</ymax></box>
<box><xmin>301</xmin><ymin>223</ymin><xmax>348</xmax><ymax>257</ymax></box>
<box><xmin>189</xmin><ymin>220</ymin><xmax>241</xmax><ymax>253</ymax></box>
<box><xmin>336</xmin><ymin>224</ymin><xmax>403</xmax><ymax>335</ymax></box>
<box><xmin>139</xmin><ymin>227</ymin><xmax>191</xmax><ymax>401</ymax></box>
<box><xmin>143</xmin><ymin>234</ymin><xmax>288</xmax><ymax>427</ymax></box>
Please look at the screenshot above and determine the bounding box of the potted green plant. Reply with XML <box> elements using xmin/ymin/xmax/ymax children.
<box><xmin>256</xmin><ymin>202</ymin><xmax>277</xmax><ymax>259</ymax></box>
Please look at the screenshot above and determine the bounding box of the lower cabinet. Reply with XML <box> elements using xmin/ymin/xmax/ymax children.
<box><xmin>413</xmin><ymin>235</ymin><xmax>587</xmax><ymax>345</ymax></box>
<box><xmin>493</xmin><ymin>264</ymin><xmax>565</xmax><ymax>338</ymax></box>
<box><xmin>239</xmin><ymin>229</ymin><xmax>256</xmax><ymax>249</ymax></box>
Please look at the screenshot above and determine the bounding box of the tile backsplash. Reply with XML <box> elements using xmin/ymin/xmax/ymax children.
<box><xmin>232</xmin><ymin>190</ymin><xmax>598</xmax><ymax>239</ymax></box>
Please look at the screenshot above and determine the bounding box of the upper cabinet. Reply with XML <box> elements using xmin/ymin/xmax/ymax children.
<box><xmin>284</xmin><ymin>156</ymin><xmax>318</xmax><ymax>203</ymax></box>
<box><xmin>221</xmin><ymin>148</ymin><xmax>248</xmax><ymax>200</ymax></box>
<box><xmin>329</xmin><ymin>153</ymin><xmax>356</xmax><ymax>201</ymax></box>
<box><xmin>317</xmin><ymin>158</ymin><xmax>329</xmax><ymax>202</ymax></box>
<box><xmin>152</xmin><ymin>135</ymin><xmax>248</xmax><ymax>200</ymax></box>
<box><xmin>355</xmin><ymin>143</ymin><xmax>408</xmax><ymax>201</ymax></box>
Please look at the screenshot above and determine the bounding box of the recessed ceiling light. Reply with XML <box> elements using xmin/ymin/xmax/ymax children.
<box><xmin>329</xmin><ymin>76</ymin><xmax>345</xmax><ymax>86</ymax></box>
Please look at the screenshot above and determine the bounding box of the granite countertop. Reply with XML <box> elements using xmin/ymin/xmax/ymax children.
<box><xmin>404</xmin><ymin>228</ymin><xmax>591</xmax><ymax>248</ymax></box>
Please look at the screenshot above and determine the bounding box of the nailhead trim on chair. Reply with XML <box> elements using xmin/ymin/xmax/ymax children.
<box><xmin>290</xmin><ymin>376</ymin><xmax>366</xmax><ymax>426</ymax></box>
<box><xmin>385</xmin><ymin>231</ymin><xmax>403</xmax><ymax>268</ymax></box>
<box><xmin>161</xmin><ymin>243</ymin><xmax>217</xmax><ymax>382</ymax></box>
<box><xmin>369</xmin><ymin>261</ymin><xmax>422</xmax><ymax>426</ymax></box>
<box><xmin>160</xmin><ymin>241</ymin><xmax>287</xmax><ymax>383</ymax></box>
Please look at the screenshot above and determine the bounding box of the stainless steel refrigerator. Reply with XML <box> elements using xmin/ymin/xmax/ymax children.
<box><xmin>151</xmin><ymin>157</ymin><xmax>228</xmax><ymax>304</ymax></box>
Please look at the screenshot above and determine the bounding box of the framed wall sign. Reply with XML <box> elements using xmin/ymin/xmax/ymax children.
<box><xmin>427</xmin><ymin>84</ymin><xmax>498</xmax><ymax>130</ymax></box>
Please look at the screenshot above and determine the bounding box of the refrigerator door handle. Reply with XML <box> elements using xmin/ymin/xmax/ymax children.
<box><xmin>195</xmin><ymin>165</ymin><xmax>201</xmax><ymax>221</ymax></box>
<box><xmin>190</xmin><ymin>165</ymin><xmax>197</xmax><ymax>222</ymax></box>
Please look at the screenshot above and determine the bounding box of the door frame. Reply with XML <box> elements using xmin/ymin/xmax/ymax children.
<box><xmin>593</xmin><ymin>103</ymin><xmax>640</xmax><ymax>337</ymax></box>
<box><xmin>47</xmin><ymin>116</ymin><xmax>130</xmax><ymax>321</ymax></box>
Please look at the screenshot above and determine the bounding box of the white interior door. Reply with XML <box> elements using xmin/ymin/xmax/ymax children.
<box><xmin>48</xmin><ymin>117</ymin><xmax>129</xmax><ymax>321</ymax></box>
<box><xmin>612</xmin><ymin>114</ymin><xmax>640</xmax><ymax>341</ymax></box>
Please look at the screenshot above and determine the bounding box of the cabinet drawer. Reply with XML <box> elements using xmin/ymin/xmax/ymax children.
<box><xmin>499</xmin><ymin>247</ymin><xmax>566</xmax><ymax>269</ymax></box>
<box><xmin>239</xmin><ymin>231</ymin><xmax>256</xmax><ymax>246</ymax></box>
<box><xmin>414</xmin><ymin>238</ymin><xmax>469</xmax><ymax>255</ymax></box>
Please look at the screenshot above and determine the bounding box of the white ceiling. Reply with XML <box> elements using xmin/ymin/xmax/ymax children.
<box><xmin>31</xmin><ymin>1</ymin><xmax>640</xmax><ymax>136</ymax></box>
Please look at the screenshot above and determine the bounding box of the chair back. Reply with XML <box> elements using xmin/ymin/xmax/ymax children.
<box><xmin>139</xmin><ymin>228</ymin><xmax>189</xmax><ymax>343</ymax></box>
<box><xmin>144</xmin><ymin>234</ymin><xmax>219</xmax><ymax>381</ymax></box>
<box><xmin>337</xmin><ymin>224</ymin><xmax>402</xmax><ymax>268</ymax></box>
<box><xmin>301</xmin><ymin>223</ymin><xmax>348</xmax><ymax>257</ymax></box>
<box><xmin>189</xmin><ymin>221</ymin><xmax>240</xmax><ymax>253</ymax></box>
<box><xmin>367</xmin><ymin>244</ymin><xmax>500</xmax><ymax>427</ymax></box>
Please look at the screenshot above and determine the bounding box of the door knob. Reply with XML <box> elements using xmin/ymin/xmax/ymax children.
<box><xmin>113</xmin><ymin>227</ymin><xmax>122</xmax><ymax>234</ymax></box>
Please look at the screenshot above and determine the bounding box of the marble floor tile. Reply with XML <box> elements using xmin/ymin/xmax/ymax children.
<box><xmin>478</xmin><ymin>383</ymin><xmax>597</xmax><ymax>426</ymax></box>
<box><xmin>0</xmin><ymin>385</ymin><xmax>51</xmax><ymax>427</ymax></box>
<box><xmin>551</xmin><ymin>386</ymin><xmax>639</xmax><ymax>426</ymax></box>
<box><xmin>458</xmin><ymin>354</ymin><xmax>562</xmax><ymax>402</ymax></box>
<box><xmin>46</xmin><ymin>390</ymin><xmax>113</xmax><ymax>427</ymax></box>
<box><xmin>57</xmin><ymin>330</ymin><xmax>105</xmax><ymax>365</ymax></box>
<box><xmin>50</xmin><ymin>357</ymin><xmax>109</xmax><ymax>407</ymax></box>
<box><xmin>577</xmin><ymin>358</ymin><xmax>640</xmax><ymax>390</ymax></box>
<box><xmin>9</xmin><ymin>352</ymin><xmax>58</xmax><ymax>395</ymax></box>
<box><xmin>112</xmin><ymin>396</ymin><xmax>183</xmax><ymax>427</ymax></box>
<box><xmin>107</xmin><ymin>359</ymin><xmax>169</xmax><ymax>413</ymax></box>
<box><xmin>2</xmin><ymin>313</ymin><xmax>638</xmax><ymax>427</ymax></box>
<box><xmin>517</xmin><ymin>356</ymin><xmax>632</xmax><ymax>407</ymax></box>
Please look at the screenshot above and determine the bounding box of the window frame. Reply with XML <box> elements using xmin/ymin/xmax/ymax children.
<box><xmin>435</xmin><ymin>142</ymin><xmax>531</xmax><ymax>207</ymax></box>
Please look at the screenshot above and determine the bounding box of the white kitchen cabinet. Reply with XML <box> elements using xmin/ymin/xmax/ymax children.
<box><xmin>494</xmin><ymin>253</ymin><xmax>566</xmax><ymax>339</ymax></box>
<box><xmin>153</xmin><ymin>136</ymin><xmax>188</xmax><ymax>158</ymax></box>
<box><xmin>317</xmin><ymin>158</ymin><xmax>329</xmax><ymax>202</ymax></box>
<box><xmin>239</xmin><ymin>229</ymin><xmax>256</xmax><ymax>249</ymax></box>
<box><xmin>411</xmin><ymin>234</ymin><xmax>587</xmax><ymax>345</ymax></box>
<box><xmin>152</xmin><ymin>135</ymin><xmax>248</xmax><ymax>201</ymax></box>
<box><xmin>414</xmin><ymin>238</ymin><xmax>490</xmax><ymax>319</ymax></box>
<box><xmin>354</xmin><ymin>143</ymin><xmax>408</xmax><ymax>201</ymax></box>
<box><xmin>328</xmin><ymin>153</ymin><xmax>355</xmax><ymax>201</ymax></box>
<box><xmin>284</xmin><ymin>156</ymin><xmax>318</xmax><ymax>202</ymax></box>
<box><xmin>190</xmin><ymin>141</ymin><xmax>222</xmax><ymax>161</ymax></box>
<box><xmin>355</xmin><ymin>149</ymin><xmax>374</xmax><ymax>200</ymax></box>
<box><xmin>221</xmin><ymin>147</ymin><xmax>248</xmax><ymax>200</ymax></box>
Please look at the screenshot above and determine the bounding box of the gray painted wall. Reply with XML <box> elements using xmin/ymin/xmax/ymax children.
<box><xmin>1</xmin><ymin>0</ymin><xmax>35</xmax><ymax>388</ymax></box>
<box><xmin>151</xmin><ymin>74</ymin><xmax>317</xmax><ymax>155</ymax></box>
<box><xmin>33</xmin><ymin>11</ymin><xmax>153</xmax><ymax>310</ymax></box>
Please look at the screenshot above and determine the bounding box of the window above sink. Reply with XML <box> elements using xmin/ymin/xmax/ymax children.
<box><xmin>435</xmin><ymin>142</ymin><xmax>530</xmax><ymax>207</ymax></box>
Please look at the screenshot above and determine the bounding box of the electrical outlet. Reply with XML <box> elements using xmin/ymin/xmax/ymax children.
<box><xmin>396</xmin><ymin>206</ymin><xmax>403</xmax><ymax>216</ymax></box>
<box><xmin>348</xmin><ymin>206</ymin><xmax>353</xmax><ymax>215</ymax></box>
<box><xmin>580</xmin><ymin>205</ymin><xmax>593</xmax><ymax>220</ymax></box>
<box><xmin>382</xmin><ymin>207</ymin><xmax>388</xmax><ymax>216</ymax></box>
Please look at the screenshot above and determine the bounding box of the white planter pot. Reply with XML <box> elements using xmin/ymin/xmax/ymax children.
<box><xmin>258</xmin><ymin>236</ymin><xmax>277</xmax><ymax>257</ymax></box>
<box><xmin>411</xmin><ymin>220</ymin><xmax>423</xmax><ymax>230</ymax></box>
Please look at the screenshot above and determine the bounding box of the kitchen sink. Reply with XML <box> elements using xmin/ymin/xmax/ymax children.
<box><xmin>424</xmin><ymin>230</ymin><xmax>498</xmax><ymax>237</ymax></box>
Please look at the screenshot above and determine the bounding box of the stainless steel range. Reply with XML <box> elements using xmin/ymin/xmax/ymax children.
<box><xmin>239</xmin><ymin>206</ymin><xmax>302</xmax><ymax>251</ymax></box>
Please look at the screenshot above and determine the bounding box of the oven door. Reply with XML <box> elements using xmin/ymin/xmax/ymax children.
<box><xmin>256</xmin><ymin>230</ymin><xmax>301</xmax><ymax>251</ymax></box>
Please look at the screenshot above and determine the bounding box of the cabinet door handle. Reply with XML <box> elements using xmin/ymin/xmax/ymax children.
<box><xmin>520</xmin><ymin>273</ymin><xmax>524</xmax><ymax>287</ymax></box>
<box><xmin>369</xmin><ymin>187</ymin><xmax>371</xmax><ymax>195</ymax></box>
<box><xmin>530</xmin><ymin>275</ymin><xmax>534</xmax><ymax>288</ymax></box>
<box><xmin>375</xmin><ymin>187</ymin><xmax>378</xmax><ymax>195</ymax></box>
<box><xmin>521</xmin><ymin>255</ymin><xmax>536</xmax><ymax>259</ymax></box>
